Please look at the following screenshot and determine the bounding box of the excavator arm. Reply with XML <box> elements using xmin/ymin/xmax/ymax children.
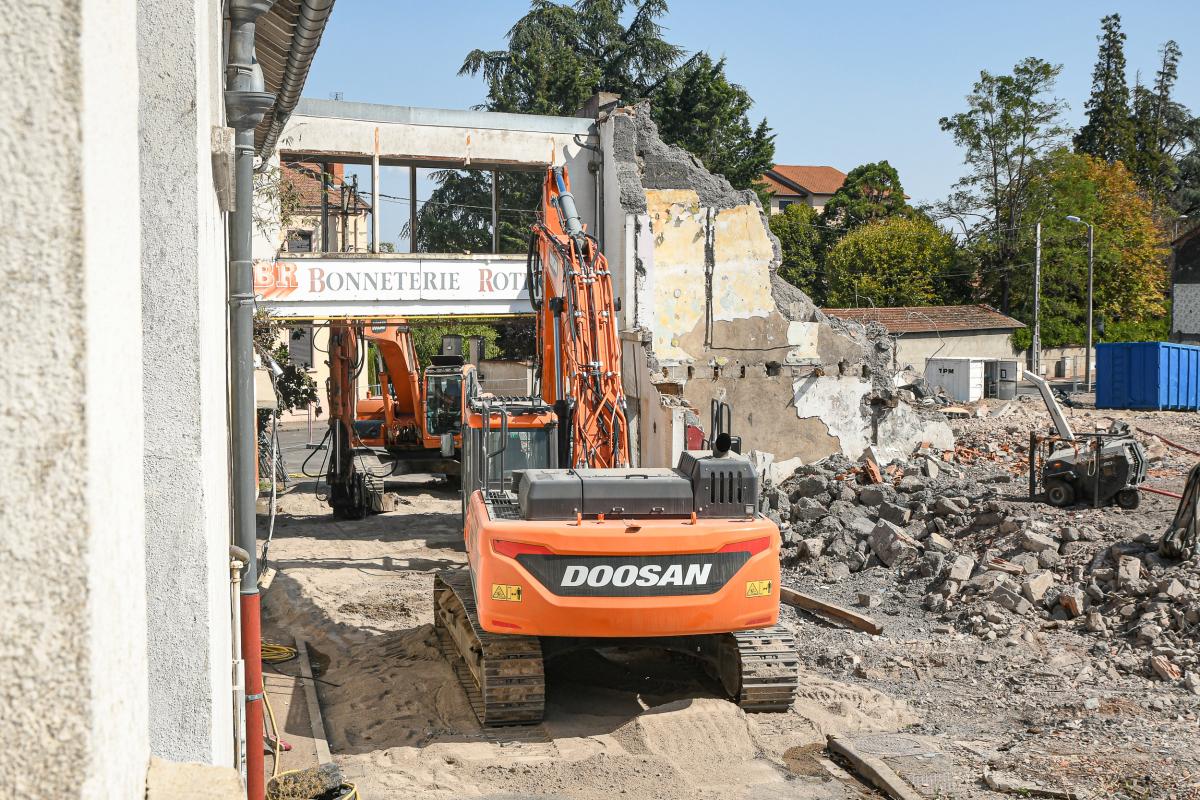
<box><xmin>528</xmin><ymin>166</ymin><xmax>629</xmax><ymax>468</ymax></box>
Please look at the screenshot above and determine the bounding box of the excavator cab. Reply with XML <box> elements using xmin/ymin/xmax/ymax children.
<box><xmin>423</xmin><ymin>361</ymin><xmax>465</xmax><ymax>438</ymax></box>
<box><xmin>458</xmin><ymin>365</ymin><xmax>559</xmax><ymax>516</ymax></box>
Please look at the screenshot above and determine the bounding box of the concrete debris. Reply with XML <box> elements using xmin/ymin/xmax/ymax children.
<box><xmin>766</xmin><ymin>456</ymin><xmax>802</xmax><ymax>487</ymax></box>
<box><xmin>870</xmin><ymin>520</ymin><xmax>920</xmax><ymax>567</ymax></box>
<box><xmin>948</xmin><ymin>555</ymin><xmax>975</xmax><ymax>583</ymax></box>
<box><xmin>1020</xmin><ymin>571</ymin><xmax>1054</xmax><ymax>604</ymax></box>
<box><xmin>1020</xmin><ymin>529</ymin><xmax>1058</xmax><ymax>553</ymax></box>
<box><xmin>1116</xmin><ymin>554</ymin><xmax>1141</xmax><ymax>587</ymax></box>
<box><xmin>983</xmin><ymin>769</ymin><xmax>1082</xmax><ymax>799</ymax></box>
<box><xmin>1058</xmin><ymin>587</ymin><xmax>1087</xmax><ymax>617</ymax></box>
<box><xmin>991</xmin><ymin>582</ymin><xmax>1032</xmax><ymax>615</ymax></box>
<box><xmin>772</xmin><ymin>399</ymin><xmax>1200</xmax><ymax>688</ymax></box>
<box><xmin>1150</xmin><ymin>655</ymin><xmax>1182</xmax><ymax>682</ymax></box>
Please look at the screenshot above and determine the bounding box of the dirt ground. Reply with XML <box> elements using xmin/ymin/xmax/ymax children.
<box><xmin>261</xmin><ymin>483</ymin><xmax>917</xmax><ymax>800</ymax></box>
<box><xmin>259</xmin><ymin>402</ymin><xmax>1200</xmax><ymax>800</ymax></box>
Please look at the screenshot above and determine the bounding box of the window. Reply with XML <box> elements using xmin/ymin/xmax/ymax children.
<box><xmin>424</xmin><ymin>372</ymin><xmax>463</xmax><ymax>436</ymax></box>
<box><xmin>485</xmin><ymin>428</ymin><xmax>553</xmax><ymax>480</ymax></box>
<box><xmin>286</xmin><ymin>228</ymin><xmax>314</xmax><ymax>253</ymax></box>
<box><xmin>777</xmin><ymin>199</ymin><xmax>795</xmax><ymax>212</ymax></box>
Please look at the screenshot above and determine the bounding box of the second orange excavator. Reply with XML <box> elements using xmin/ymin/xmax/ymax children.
<box><xmin>325</xmin><ymin>319</ymin><xmax>464</xmax><ymax>518</ymax></box>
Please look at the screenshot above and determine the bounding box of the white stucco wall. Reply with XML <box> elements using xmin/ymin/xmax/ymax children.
<box><xmin>138</xmin><ymin>0</ymin><xmax>234</xmax><ymax>766</ymax></box>
<box><xmin>0</xmin><ymin>0</ymin><xmax>149</xmax><ymax>797</ymax></box>
<box><xmin>769</xmin><ymin>193</ymin><xmax>832</xmax><ymax>214</ymax></box>
<box><xmin>893</xmin><ymin>330</ymin><xmax>1022</xmax><ymax>372</ymax></box>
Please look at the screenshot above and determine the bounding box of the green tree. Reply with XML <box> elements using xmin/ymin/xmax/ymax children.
<box><xmin>252</xmin><ymin>310</ymin><xmax>319</xmax><ymax>416</ymax></box>
<box><xmin>423</xmin><ymin>1</ymin><xmax>774</xmax><ymax>253</ymax></box>
<box><xmin>938</xmin><ymin>57</ymin><xmax>1068</xmax><ymax>312</ymax></box>
<box><xmin>768</xmin><ymin>203</ymin><xmax>823</xmax><ymax>302</ymax></box>
<box><xmin>410</xmin><ymin>322</ymin><xmax>501</xmax><ymax>367</ymax></box>
<box><xmin>1129</xmin><ymin>40</ymin><xmax>1199</xmax><ymax>206</ymax></box>
<box><xmin>1015</xmin><ymin>150</ymin><xmax>1167</xmax><ymax>347</ymax></box>
<box><xmin>824</xmin><ymin>216</ymin><xmax>957</xmax><ymax>308</ymax></box>
<box><xmin>461</xmin><ymin>1</ymin><xmax>771</xmax><ymax>187</ymax></box>
<box><xmin>650</xmin><ymin>53</ymin><xmax>775</xmax><ymax>190</ymax></box>
<box><xmin>1173</xmin><ymin>149</ymin><xmax>1200</xmax><ymax>214</ymax></box>
<box><xmin>460</xmin><ymin>0</ymin><xmax>682</xmax><ymax>116</ymax></box>
<box><xmin>1074</xmin><ymin>14</ymin><xmax>1135</xmax><ymax>164</ymax></box>
<box><xmin>819</xmin><ymin>160</ymin><xmax>911</xmax><ymax>231</ymax></box>
<box><xmin>409</xmin><ymin>170</ymin><xmax>541</xmax><ymax>254</ymax></box>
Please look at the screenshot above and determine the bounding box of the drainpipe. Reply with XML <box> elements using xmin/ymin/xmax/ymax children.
<box><xmin>225</xmin><ymin>1</ymin><xmax>275</xmax><ymax>797</ymax></box>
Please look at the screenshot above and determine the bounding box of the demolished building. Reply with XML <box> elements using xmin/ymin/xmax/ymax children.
<box><xmin>597</xmin><ymin>102</ymin><xmax>952</xmax><ymax>469</ymax></box>
<box><xmin>256</xmin><ymin>97</ymin><xmax>950</xmax><ymax>473</ymax></box>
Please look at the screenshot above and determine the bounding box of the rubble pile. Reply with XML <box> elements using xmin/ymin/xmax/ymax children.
<box><xmin>764</xmin><ymin>407</ymin><xmax>1200</xmax><ymax>695</ymax></box>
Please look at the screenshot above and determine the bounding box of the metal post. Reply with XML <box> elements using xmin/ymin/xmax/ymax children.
<box><xmin>1028</xmin><ymin>431</ymin><xmax>1038</xmax><ymax>501</ymax></box>
<box><xmin>339</xmin><ymin>182</ymin><xmax>348</xmax><ymax>253</ymax></box>
<box><xmin>1032</xmin><ymin>222</ymin><xmax>1041</xmax><ymax>376</ymax></box>
<box><xmin>371</xmin><ymin>127</ymin><xmax>380</xmax><ymax>254</ymax></box>
<box><xmin>1086</xmin><ymin>223</ymin><xmax>1094</xmax><ymax>393</ymax></box>
<box><xmin>409</xmin><ymin>166</ymin><xmax>418</xmax><ymax>253</ymax></box>
<box><xmin>320</xmin><ymin>161</ymin><xmax>329</xmax><ymax>254</ymax></box>
<box><xmin>491</xmin><ymin>169</ymin><xmax>500</xmax><ymax>254</ymax></box>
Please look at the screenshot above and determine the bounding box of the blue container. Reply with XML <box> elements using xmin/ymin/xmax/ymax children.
<box><xmin>1096</xmin><ymin>341</ymin><xmax>1200</xmax><ymax>410</ymax></box>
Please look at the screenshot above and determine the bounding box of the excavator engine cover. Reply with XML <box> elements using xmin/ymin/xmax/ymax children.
<box><xmin>517</xmin><ymin>452</ymin><xmax>759</xmax><ymax>521</ymax></box>
<box><xmin>518</xmin><ymin>468</ymin><xmax>694</xmax><ymax>520</ymax></box>
<box><xmin>677</xmin><ymin>451</ymin><xmax>759</xmax><ymax>518</ymax></box>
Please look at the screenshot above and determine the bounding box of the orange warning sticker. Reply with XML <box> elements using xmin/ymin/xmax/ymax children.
<box><xmin>491</xmin><ymin>584</ymin><xmax>523</xmax><ymax>602</ymax></box>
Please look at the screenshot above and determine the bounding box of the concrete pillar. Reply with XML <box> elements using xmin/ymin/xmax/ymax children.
<box><xmin>138</xmin><ymin>0</ymin><xmax>234</xmax><ymax>766</ymax></box>
<box><xmin>0</xmin><ymin>0</ymin><xmax>149</xmax><ymax>797</ymax></box>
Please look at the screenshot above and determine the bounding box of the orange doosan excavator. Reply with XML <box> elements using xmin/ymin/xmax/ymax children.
<box><xmin>325</xmin><ymin>319</ymin><xmax>465</xmax><ymax>518</ymax></box>
<box><xmin>433</xmin><ymin>166</ymin><xmax>799</xmax><ymax>726</ymax></box>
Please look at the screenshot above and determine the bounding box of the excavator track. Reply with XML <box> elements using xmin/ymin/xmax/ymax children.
<box><xmin>717</xmin><ymin>626</ymin><xmax>800</xmax><ymax>712</ymax></box>
<box><xmin>433</xmin><ymin>570</ymin><xmax>545</xmax><ymax>727</ymax></box>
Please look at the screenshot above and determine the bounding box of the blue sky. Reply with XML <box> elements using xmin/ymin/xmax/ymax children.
<box><xmin>303</xmin><ymin>1</ymin><xmax>1200</xmax><ymax>246</ymax></box>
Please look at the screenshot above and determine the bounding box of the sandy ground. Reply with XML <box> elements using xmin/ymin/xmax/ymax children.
<box><xmin>258</xmin><ymin>400</ymin><xmax>1200</xmax><ymax>799</ymax></box>
<box><xmin>259</xmin><ymin>481</ymin><xmax>918</xmax><ymax>800</ymax></box>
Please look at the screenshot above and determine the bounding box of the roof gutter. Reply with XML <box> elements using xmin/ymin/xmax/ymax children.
<box><xmin>256</xmin><ymin>0</ymin><xmax>336</xmax><ymax>163</ymax></box>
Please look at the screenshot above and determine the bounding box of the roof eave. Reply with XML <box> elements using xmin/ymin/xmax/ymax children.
<box><xmin>254</xmin><ymin>0</ymin><xmax>337</xmax><ymax>163</ymax></box>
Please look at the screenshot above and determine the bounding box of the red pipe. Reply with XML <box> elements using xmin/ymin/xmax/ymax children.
<box><xmin>1135</xmin><ymin>427</ymin><xmax>1200</xmax><ymax>458</ymax></box>
<box><xmin>241</xmin><ymin>592</ymin><xmax>265</xmax><ymax>800</ymax></box>
<box><xmin>1141</xmin><ymin>485</ymin><xmax>1183</xmax><ymax>500</ymax></box>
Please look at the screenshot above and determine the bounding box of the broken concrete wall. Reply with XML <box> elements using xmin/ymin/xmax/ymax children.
<box><xmin>600</xmin><ymin>103</ymin><xmax>950</xmax><ymax>466</ymax></box>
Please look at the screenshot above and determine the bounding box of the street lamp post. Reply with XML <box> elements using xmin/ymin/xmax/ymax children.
<box><xmin>1066</xmin><ymin>216</ymin><xmax>1095</xmax><ymax>392</ymax></box>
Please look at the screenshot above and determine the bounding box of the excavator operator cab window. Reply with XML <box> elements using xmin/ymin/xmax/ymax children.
<box><xmin>424</xmin><ymin>372</ymin><xmax>463</xmax><ymax>436</ymax></box>
<box><xmin>485</xmin><ymin>428</ymin><xmax>552</xmax><ymax>482</ymax></box>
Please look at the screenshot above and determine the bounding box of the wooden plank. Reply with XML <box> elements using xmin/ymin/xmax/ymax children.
<box><xmin>295</xmin><ymin>638</ymin><xmax>333</xmax><ymax>764</ymax></box>
<box><xmin>827</xmin><ymin>735</ymin><xmax>924</xmax><ymax>800</ymax></box>
<box><xmin>781</xmin><ymin>587</ymin><xmax>883</xmax><ymax>635</ymax></box>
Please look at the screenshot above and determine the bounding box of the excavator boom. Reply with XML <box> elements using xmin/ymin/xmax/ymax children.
<box><xmin>530</xmin><ymin>167</ymin><xmax>629</xmax><ymax>469</ymax></box>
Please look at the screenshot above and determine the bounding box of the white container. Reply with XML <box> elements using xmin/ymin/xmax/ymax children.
<box><xmin>925</xmin><ymin>357</ymin><xmax>985</xmax><ymax>403</ymax></box>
